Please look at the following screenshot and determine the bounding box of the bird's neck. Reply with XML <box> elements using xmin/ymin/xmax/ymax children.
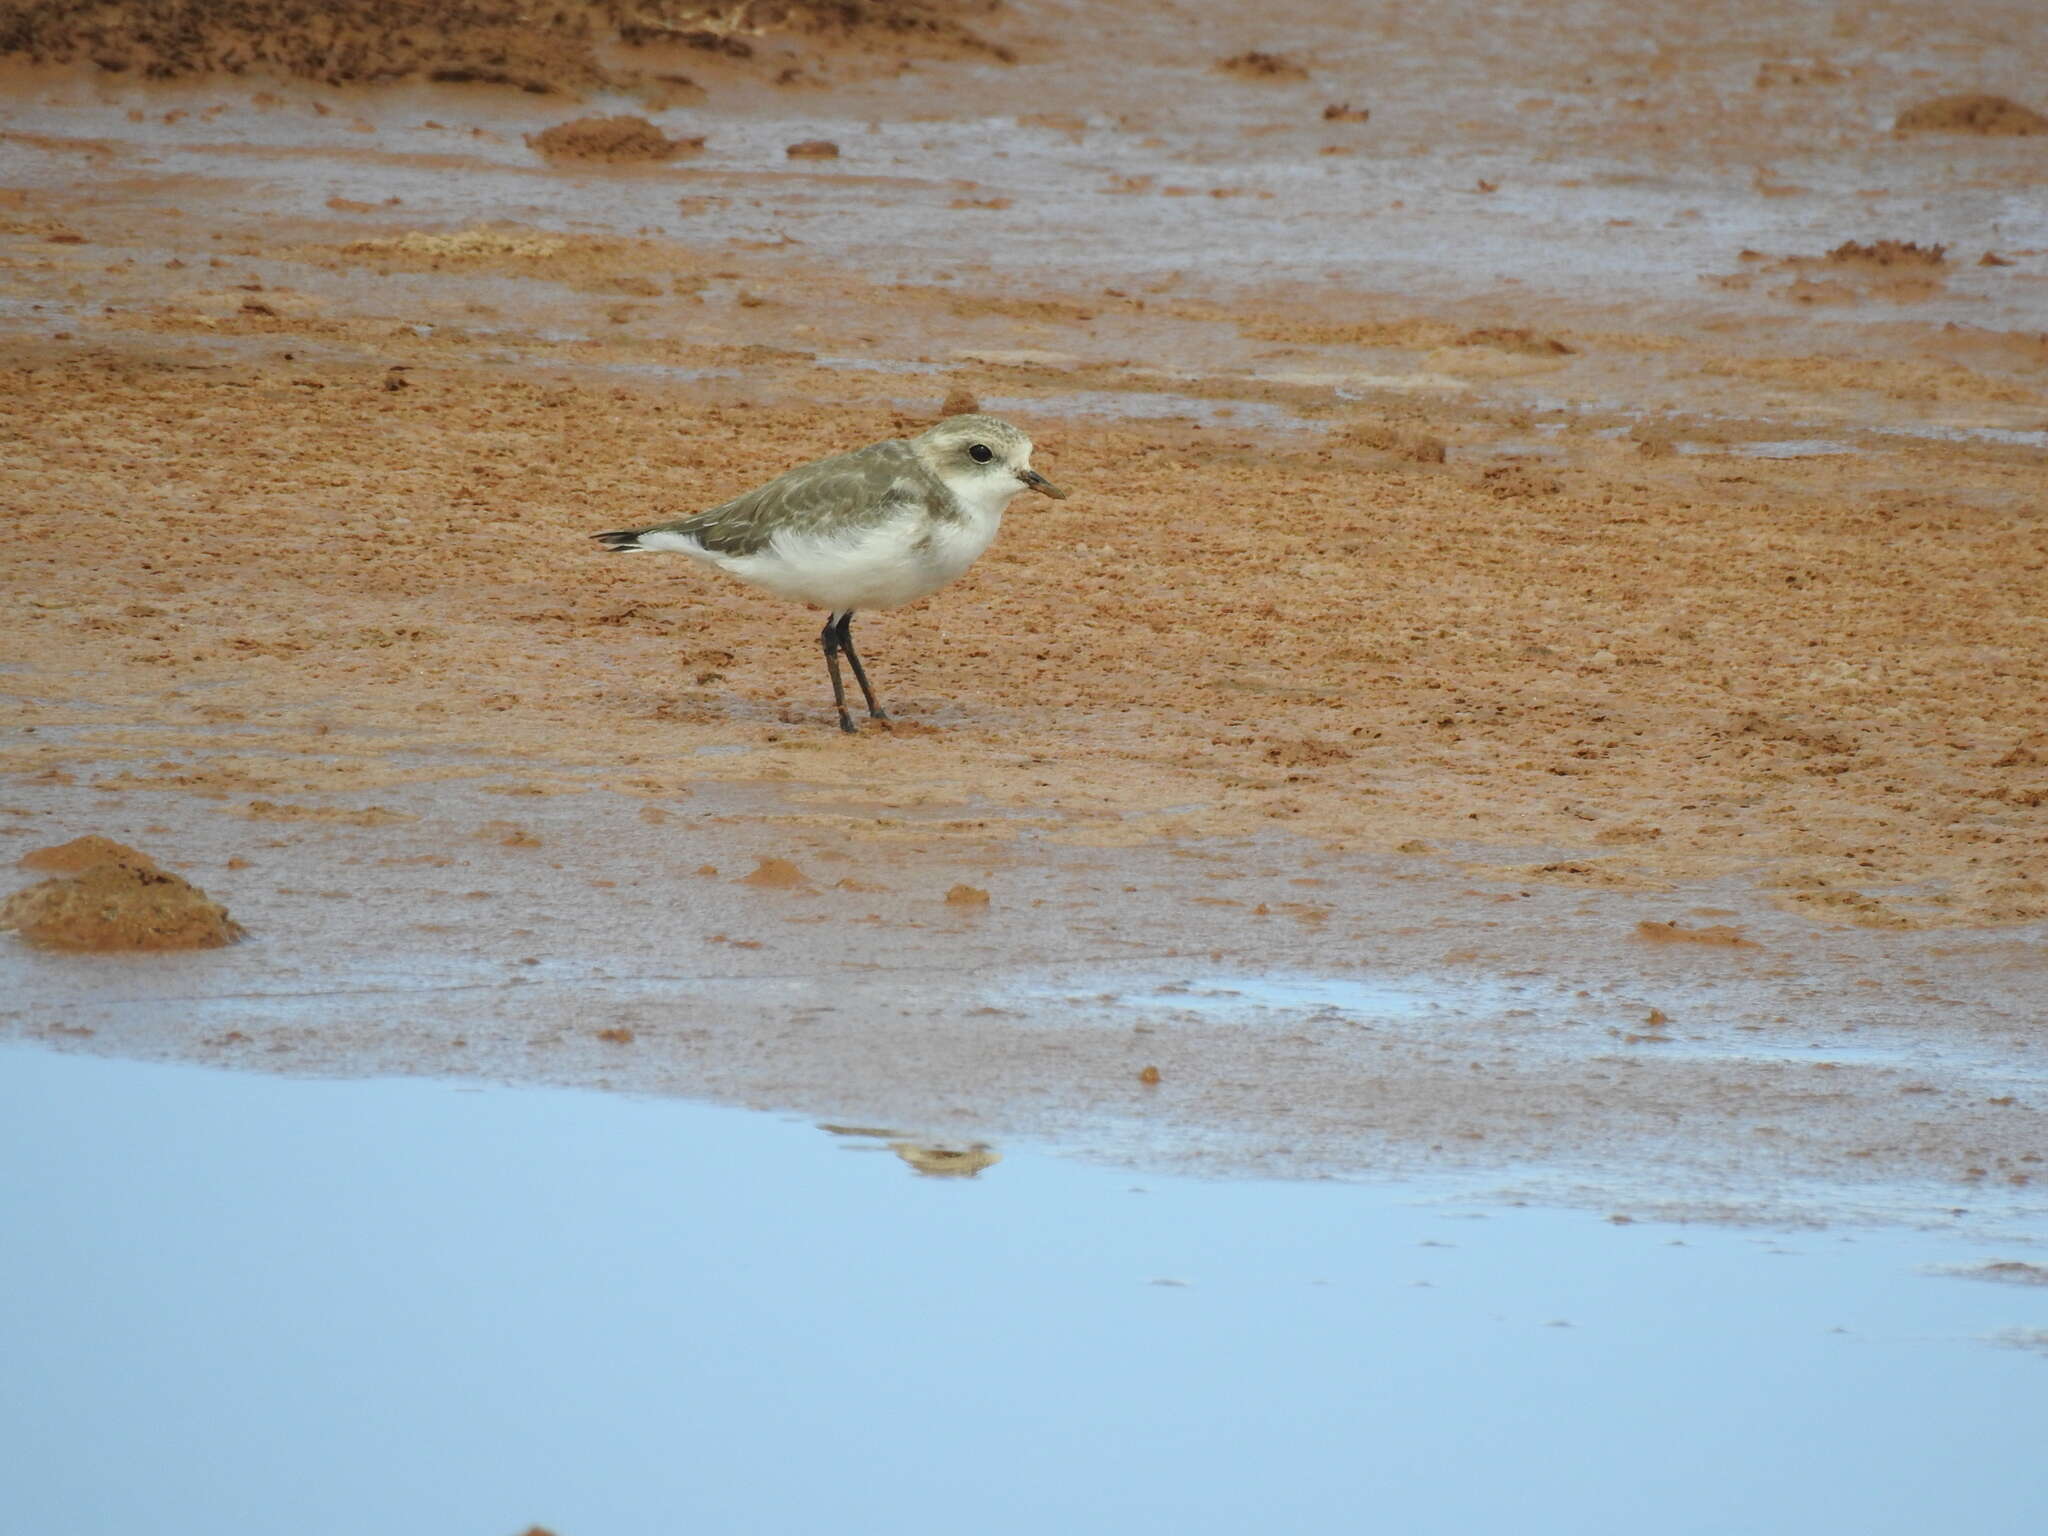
<box><xmin>936</xmin><ymin>470</ymin><xmax>1019</xmax><ymax>525</ymax></box>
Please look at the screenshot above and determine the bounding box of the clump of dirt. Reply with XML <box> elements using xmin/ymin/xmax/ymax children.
<box><xmin>785</xmin><ymin>139</ymin><xmax>840</xmax><ymax>159</ymax></box>
<box><xmin>939</xmin><ymin>384</ymin><xmax>981</xmax><ymax>416</ymax></box>
<box><xmin>476</xmin><ymin>819</ymin><xmax>543</xmax><ymax>847</ymax></box>
<box><xmin>1217</xmin><ymin>51</ymin><xmax>1308</xmax><ymax>81</ymax></box>
<box><xmin>944</xmin><ymin>883</ymin><xmax>990</xmax><ymax>906</ymax></box>
<box><xmin>1755</xmin><ymin>60</ymin><xmax>1845</xmax><ymax>87</ymax></box>
<box><xmin>1894</xmin><ymin>94</ymin><xmax>2048</xmax><ymax>135</ymax></box>
<box><xmin>1265</xmin><ymin>738</ymin><xmax>1354</xmax><ymax>767</ymax></box>
<box><xmin>1240</xmin><ymin>315</ymin><xmax>1463</xmax><ymax>349</ymax></box>
<box><xmin>1701</xmin><ymin>353</ymin><xmax>2041</xmax><ymax>406</ymax></box>
<box><xmin>1333</xmin><ymin>419</ymin><xmax>1437</xmax><ymax>460</ymax></box>
<box><xmin>19</xmin><ymin>834</ymin><xmax>159</xmax><ymax>874</ymax></box>
<box><xmin>240</xmin><ymin>800</ymin><xmax>415</xmax><ymax>825</ymax></box>
<box><xmin>1323</xmin><ymin>102</ymin><xmax>1370</xmax><ymax>122</ymax></box>
<box><xmin>740</xmin><ymin>856</ymin><xmax>807</xmax><ymax>888</ymax></box>
<box><xmin>4</xmin><ymin>851</ymin><xmax>243</xmax><ymax>951</ymax></box>
<box><xmin>527</xmin><ymin>115</ymin><xmax>703</xmax><ymax>163</ymax></box>
<box><xmin>329</xmin><ymin>226</ymin><xmax>697</xmax><ymax>288</ymax></box>
<box><xmin>1634</xmin><ymin>920</ymin><xmax>1757</xmax><ymax>948</ymax></box>
<box><xmin>1594</xmin><ymin>821</ymin><xmax>1663</xmax><ymax>844</ymax></box>
<box><xmin>1457</xmin><ymin>327</ymin><xmax>1576</xmax><ymax>356</ymax></box>
<box><xmin>1823</xmin><ymin>239</ymin><xmax>1947</xmax><ymax>267</ymax></box>
<box><xmin>345</xmin><ymin>227</ymin><xmax>570</xmax><ymax>263</ymax></box>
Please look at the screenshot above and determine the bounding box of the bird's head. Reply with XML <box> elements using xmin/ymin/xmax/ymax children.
<box><xmin>914</xmin><ymin>414</ymin><xmax>1068</xmax><ymax>502</ymax></box>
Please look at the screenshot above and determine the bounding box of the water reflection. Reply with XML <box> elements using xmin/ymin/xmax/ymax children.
<box><xmin>820</xmin><ymin>1122</ymin><xmax>1003</xmax><ymax>1177</ymax></box>
<box><xmin>3</xmin><ymin>1044</ymin><xmax>2044</xmax><ymax>1536</ymax></box>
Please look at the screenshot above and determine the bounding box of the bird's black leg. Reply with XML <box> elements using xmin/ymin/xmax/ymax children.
<box><xmin>834</xmin><ymin>612</ymin><xmax>889</xmax><ymax>724</ymax></box>
<box><xmin>820</xmin><ymin>612</ymin><xmax>856</xmax><ymax>733</ymax></box>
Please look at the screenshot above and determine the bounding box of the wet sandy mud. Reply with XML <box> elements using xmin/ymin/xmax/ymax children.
<box><xmin>3</xmin><ymin>0</ymin><xmax>2046</xmax><ymax>1214</ymax></box>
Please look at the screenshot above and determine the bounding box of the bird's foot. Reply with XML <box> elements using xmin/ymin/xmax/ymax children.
<box><xmin>837</xmin><ymin>711</ymin><xmax>859</xmax><ymax>734</ymax></box>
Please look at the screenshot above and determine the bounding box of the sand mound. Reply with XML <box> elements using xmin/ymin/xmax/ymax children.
<box><xmin>740</xmin><ymin>857</ymin><xmax>807</xmax><ymax>889</ymax></box>
<box><xmin>19</xmin><ymin>834</ymin><xmax>160</xmax><ymax>874</ymax></box>
<box><xmin>4</xmin><ymin>853</ymin><xmax>243</xmax><ymax>951</ymax></box>
<box><xmin>1895</xmin><ymin>94</ymin><xmax>2048</xmax><ymax>135</ymax></box>
<box><xmin>528</xmin><ymin>116</ymin><xmax>703</xmax><ymax>163</ymax></box>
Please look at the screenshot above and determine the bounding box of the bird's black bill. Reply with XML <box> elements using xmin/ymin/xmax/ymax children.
<box><xmin>1018</xmin><ymin>468</ymin><xmax>1069</xmax><ymax>500</ymax></box>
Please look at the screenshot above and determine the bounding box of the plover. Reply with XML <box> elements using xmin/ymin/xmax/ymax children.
<box><xmin>593</xmin><ymin>414</ymin><xmax>1067</xmax><ymax>733</ymax></box>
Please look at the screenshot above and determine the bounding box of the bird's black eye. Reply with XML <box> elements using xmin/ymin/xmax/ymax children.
<box><xmin>968</xmin><ymin>443</ymin><xmax>993</xmax><ymax>463</ymax></box>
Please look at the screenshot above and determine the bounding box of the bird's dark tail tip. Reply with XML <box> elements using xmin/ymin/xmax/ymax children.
<box><xmin>591</xmin><ymin>528</ymin><xmax>647</xmax><ymax>552</ymax></box>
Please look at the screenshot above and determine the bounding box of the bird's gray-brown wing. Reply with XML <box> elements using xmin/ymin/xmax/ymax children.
<box><xmin>629</xmin><ymin>438</ymin><xmax>938</xmax><ymax>557</ymax></box>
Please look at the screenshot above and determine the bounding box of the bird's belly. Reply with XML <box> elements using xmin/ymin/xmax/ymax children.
<box><xmin>717</xmin><ymin>508</ymin><xmax>1003</xmax><ymax>611</ymax></box>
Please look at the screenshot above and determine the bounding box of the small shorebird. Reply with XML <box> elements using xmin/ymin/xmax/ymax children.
<box><xmin>592</xmin><ymin>414</ymin><xmax>1067</xmax><ymax>733</ymax></box>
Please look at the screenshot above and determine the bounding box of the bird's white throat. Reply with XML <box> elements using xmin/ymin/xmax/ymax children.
<box><xmin>938</xmin><ymin>467</ymin><xmax>1027</xmax><ymax>524</ymax></box>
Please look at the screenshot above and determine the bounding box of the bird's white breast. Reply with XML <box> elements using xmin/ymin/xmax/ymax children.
<box><xmin>917</xmin><ymin>470</ymin><xmax>1019</xmax><ymax>587</ymax></box>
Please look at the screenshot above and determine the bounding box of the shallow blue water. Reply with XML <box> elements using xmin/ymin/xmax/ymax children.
<box><xmin>1</xmin><ymin>1044</ymin><xmax>2042</xmax><ymax>1536</ymax></box>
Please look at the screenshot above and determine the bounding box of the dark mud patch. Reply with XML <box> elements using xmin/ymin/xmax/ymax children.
<box><xmin>0</xmin><ymin>0</ymin><xmax>610</xmax><ymax>92</ymax></box>
<box><xmin>1895</xmin><ymin>94</ymin><xmax>2048</xmax><ymax>136</ymax></box>
<box><xmin>1217</xmin><ymin>51</ymin><xmax>1309</xmax><ymax>82</ymax></box>
<box><xmin>1820</xmin><ymin>239</ymin><xmax>1948</xmax><ymax>268</ymax></box>
<box><xmin>1456</xmin><ymin>326</ymin><xmax>1577</xmax><ymax>356</ymax></box>
<box><xmin>1634</xmin><ymin>920</ymin><xmax>1758</xmax><ymax>948</ymax></box>
<box><xmin>1762</xmin><ymin>239</ymin><xmax>1952</xmax><ymax>304</ymax></box>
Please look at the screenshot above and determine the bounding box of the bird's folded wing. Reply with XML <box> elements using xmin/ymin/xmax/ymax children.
<box><xmin>641</xmin><ymin>440</ymin><xmax>925</xmax><ymax>557</ymax></box>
